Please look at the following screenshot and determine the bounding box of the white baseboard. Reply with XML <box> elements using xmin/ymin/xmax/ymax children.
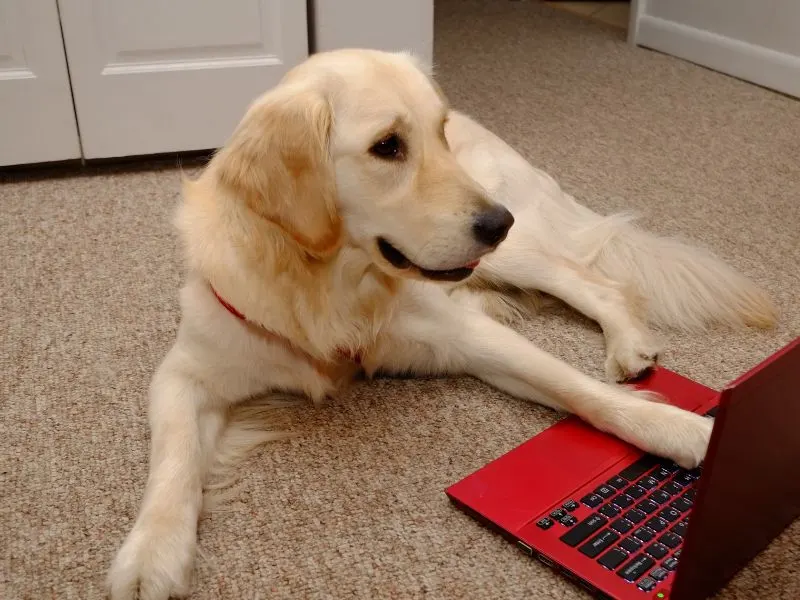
<box><xmin>635</xmin><ymin>15</ymin><xmax>800</xmax><ymax>99</ymax></box>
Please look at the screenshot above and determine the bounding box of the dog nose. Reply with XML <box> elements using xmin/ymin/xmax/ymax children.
<box><xmin>472</xmin><ymin>205</ymin><xmax>515</xmax><ymax>246</ymax></box>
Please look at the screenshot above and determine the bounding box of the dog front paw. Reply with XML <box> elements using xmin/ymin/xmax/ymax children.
<box><xmin>107</xmin><ymin>519</ymin><xmax>196</xmax><ymax>600</ymax></box>
<box><xmin>605</xmin><ymin>329</ymin><xmax>663</xmax><ymax>382</ymax></box>
<box><xmin>657</xmin><ymin>410</ymin><xmax>713</xmax><ymax>469</ymax></box>
<box><xmin>627</xmin><ymin>396</ymin><xmax>713</xmax><ymax>469</ymax></box>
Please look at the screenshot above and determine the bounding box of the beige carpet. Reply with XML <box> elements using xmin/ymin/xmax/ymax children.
<box><xmin>2</xmin><ymin>1</ymin><xmax>799</xmax><ymax>598</ymax></box>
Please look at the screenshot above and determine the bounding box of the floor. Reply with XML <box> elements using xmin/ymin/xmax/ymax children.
<box><xmin>3</xmin><ymin>1</ymin><xmax>799</xmax><ymax>599</ymax></box>
<box><xmin>545</xmin><ymin>1</ymin><xmax>631</xmax><ymax>29</ymax></box>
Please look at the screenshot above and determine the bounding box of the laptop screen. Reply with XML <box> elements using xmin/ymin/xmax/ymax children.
<box><xmin>671</xmin><ymin>339</ymin><xmax>800</xmax><ymax>600</ymax></box>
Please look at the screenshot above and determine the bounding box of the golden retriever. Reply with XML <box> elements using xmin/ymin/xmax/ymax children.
<box><xmin>107</xmin><ymin>48</ymin><xmax>777</xmax><ymax>599</ymax></box>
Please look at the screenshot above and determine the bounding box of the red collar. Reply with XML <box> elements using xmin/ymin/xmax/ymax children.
<box><xmin>210</xmin><ymin>286</ymin><xmax>247</xmax><ymax>321</ymax></box>
<box><xmin>208</xmin><ymin>284</ymin><xmax>362</xmax><ymax>375</ymax></box>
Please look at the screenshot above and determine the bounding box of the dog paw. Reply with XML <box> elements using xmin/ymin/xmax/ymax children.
<box><xmin>626</xmin><ymin>396</ymin><xmax>713</xmax><ymax>469</ymax></box>
<box><xmin>605</xmin><ymin>329</ymin><xmax>663</xmax><ymax>382</ymax></box>
<box><xmin>107</xmin><ymin>520</ymin><xmax>196</xmax><ymax>600</ymax></box>
<box><xmin>657</xmin><ymin>410</ymin><xmax>713</xmax><ymax>469</ymax></box>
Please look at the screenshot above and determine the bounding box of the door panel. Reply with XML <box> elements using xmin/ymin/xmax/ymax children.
<box><xmin>312</xmin><ymin>0</ymin><xmax>434</xmax><ymax>68</ymax></box>
<box><xmin>0</xmin><ymin>0</ymin><xmax>81</xmax><ymax>166</ymax></box>
<box><xmin>57</xmin><ymin>0</ymin><xmax>308</xmax><ymax>158</ymax></box>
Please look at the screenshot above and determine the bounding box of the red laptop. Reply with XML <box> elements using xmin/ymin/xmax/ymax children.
<box><xmin>446</xmin><ymin>337</ymin><xmax>800</xmax><ymax>600</ymax></box>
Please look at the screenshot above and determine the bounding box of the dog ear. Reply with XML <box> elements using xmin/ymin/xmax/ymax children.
<box><xmin>213</xmin><ymin>86</ymin><xmax>340</xmax><ymax>258</ymax></box>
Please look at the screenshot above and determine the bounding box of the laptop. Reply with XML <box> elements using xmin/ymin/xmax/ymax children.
<box><xmin>446</xmin><ymin>336</ymin><xmax>800</xmax><ymax>600</ymax></box>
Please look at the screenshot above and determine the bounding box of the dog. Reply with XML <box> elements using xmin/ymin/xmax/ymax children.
<box><xmin>107</xmin><ymin>48</ymin><xmax>777</xmax><ymax>600</ymax></box>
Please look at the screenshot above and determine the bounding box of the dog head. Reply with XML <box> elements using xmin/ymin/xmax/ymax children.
<box><xmin>212</xmin><ymin>48</ymin><xmax>513</xmax><ymax>281</ymax></box>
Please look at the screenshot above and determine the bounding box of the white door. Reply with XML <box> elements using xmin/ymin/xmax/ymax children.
<box><xmin>313</xmin><ymin>0</ymin><xmax>434</xmax><ymax>68</ymax></box>
<box><xmin>0</xmin><ymin>0</ymin><xmax>81</xmax><ymax>167</ymax></box>
<box><xmin>630</xmin><ymin>0</ymin><xmax>800</xmax><ymax>99</ymax></box>
<box><xmin>57</xmin><ymin>0</ymin><xmax>308</xmax><ymax>159</ymax></box>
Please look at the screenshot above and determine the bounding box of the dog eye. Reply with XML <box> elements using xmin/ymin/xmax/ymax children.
<box><xmin>370</xmin><ymin>134</ymin><xmax>405</xmax><ymax>160</ymax></box>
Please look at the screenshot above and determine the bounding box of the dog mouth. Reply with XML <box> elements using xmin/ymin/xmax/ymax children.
<box><xmin>376</xmin><ymin>237</ymin><xmax>480</xmax><ymax>282</ymax></box>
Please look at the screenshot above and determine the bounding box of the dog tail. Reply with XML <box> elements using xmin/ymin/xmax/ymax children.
<box><xmin>202</xmin><ymin>396</ymin><xmax>303</xmax><ymax>512</ymax></box>
<box><xmin>577</xmin><ymin>211</ymin><xmax>778</xmax><ymax>331</ymax></box>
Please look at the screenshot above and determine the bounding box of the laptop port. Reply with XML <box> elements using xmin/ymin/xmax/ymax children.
<box><xmin>536</xmin><ymin>553</ymin><xmax>555</xmax><ymax>568</ymax></box>
<box><xmin>516</xmin><ymin>540</ymin><xmax>533</xmax><ymax>556</ymax></box>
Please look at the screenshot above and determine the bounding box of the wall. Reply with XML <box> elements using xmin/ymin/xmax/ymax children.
<box><xmin>633</xmin><ymin>0</ymin><xmax>800</xmax><ymax>98</ymax></box>
<box><xmin>646</xmin><ymin>0</ymin><xmax>800</xmax><ymax>56</ymax></box>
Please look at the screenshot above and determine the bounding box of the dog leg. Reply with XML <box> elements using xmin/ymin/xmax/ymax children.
<box><xmin>370</xmin><ymin>286</ymin><xmax>710</xmax><ymax>468</ymax></box>
<box><xmin>477</xmin><ymin>252</ymin><xmax>662</xmax><ymax>382</ymax></box>
<box><xmin>107</xmin><ymin>345</ymin><xmax>225</xmax><ymax>600</ymax></box>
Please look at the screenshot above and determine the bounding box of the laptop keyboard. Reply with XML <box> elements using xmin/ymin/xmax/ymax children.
<box><xmin>536</xmin><ymin>454</ymin><xmax>701</xmax><ymax>592</ymax></box>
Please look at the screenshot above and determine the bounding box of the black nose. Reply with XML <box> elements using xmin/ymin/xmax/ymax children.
<box><xmin>472</xmin><ymin>205</ymin><xmax>515</xmax><ymax>246</ymax></box>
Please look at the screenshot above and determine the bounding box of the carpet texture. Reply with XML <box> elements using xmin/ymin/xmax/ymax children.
<box><xmin>2</xmin><ymin>1</ymin><xmax>799</xmax><ymax>598</ymax></box>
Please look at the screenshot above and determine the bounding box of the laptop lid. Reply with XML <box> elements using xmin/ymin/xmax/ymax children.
<box><xmin>670</xmin><ymin>337</ymin><xmax>800</xmax><ymax>600</ymax></box>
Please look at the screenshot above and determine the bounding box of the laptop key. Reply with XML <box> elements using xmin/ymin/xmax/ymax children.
<box><xmin>550</xmin><ymin>508</ymin><xmax>567</xmax><ymax>520</ymax></box>
<box><xmin>581</xmin><ymin>493</ymin><xmax>604</xmax><ymax>508</ymax></box>
<box><xmin>563</xmin><ymin>499</ymin><xmax>580</xmax><ymax>512</ymax></box>
<box><xmin>650</xmin><ymin>567</ymin><xmax>670</xmax><ymax>581</ymax></box>
<box><xmin>578</xmin><ymin>530</ymin><xmax>620</xmax><ymax>558</ymax></box>
<box><xmin>663</xmin><ymin>556</ymin><xmax>679</xmax><ymax>571</ymax></box>
<box><xmin>626</xmin><ymin>484</ymin><xmax>647</xmax><ymax>499</ymax></box>
<box><xmin>683</xmin><ymin>489</ymin><xmax>697</xmax><ymax>501</ymax></box>
<box><xmin>645</xmin><ymin>517</ymin><xmax>668</xmax><ymax>532</ymax></box>
<box><xmin>598</xmin><ymin>548</ymin><xmax>629</xmax><ymax>570</ymax></box>
<box><xmin>559</xmin><ymin>514</ymin><xmax>608</xmax><ymax>547</ymax></box>
<box><xmin>674</xmin><ymin>472</ymin><xmax>694</xmax><ymax>486</ymax></box>
<box><xmin>662</xmin><ymin>482</ymin><xmax>683</xmax><ymax>495</ymax></box>
<box><xmin>560</xmin><ymin>515</ymin><xmax>577</xmax><ymax>527</ymax></box>
<box><xmin>536</xmin><ymin>517</ymin><xmax>554</xmax><ymax>530</ymax></box>
<box><xmin>633</xmin><ymin>527</ymin><xmax>655</xmax><ymax>543</ymax></box>
<box><xmin>650</xmin><ymin>490</ymin><xmax>671</xmax><ymax>504</ymax></box>
<box><xmin>652</xmin><ymin>467</ymin><xmax>672</xmax><ymax>481</ymax></box>
<box><xmin>672</xmin><ymin>521</ymin><xmax>688</xmax><ymax>538</ymax></box>
<box><xmin>619</xmin><ymin>454</ymin><xmax>661</xmax><ymax>481</ymax></box>
<box><xmin>671</xmin><ymin>497</ymin><xmax>693</xmax><ymax>512</ymax></box>
<box><xmin>637</xmin><ymin>499</ymin><xmax>659</xmax><ymax>514</ymax></box>
<box><xmin>659</xmin><ymin>507</ymin><xmax>681</xmax><ymax>522</ymax></box>
<box><xmin>617</xmin><ymin>554</ymin><xmax>655</xmax><ymax>581</ymax></box>
<box><xmin>619</xmin><ymin>537</ymin><xmax>642</xmax><ymax>553</ymax></box>
<box><xmin>607</xmin><ymin>476</ymin><xmax>628</xmax><ymax>490</ymax></box>
<box><xmin>646</xmin><ymin>542</ymin><xmax>669</xmax><ymax>559</ymax></box>
<box><xmin>595</xmin><ymin>484</ymin><xmax>616</xmax><ymax>499</ymax></box>
<box><xmin>624</xmin><ymin>509</ymin><xmax>647</xmax><ymax>524</ymax></box>
<box><xmin>637</xmin><ymin>576</ymin><xmax>658</xmax><ymax>591</ymax></box>
<box><xmin>638</xmin><ymin>476</ymin><xmax>659</xmax><ymax>490</ymax></box>
<box><xmin>610</xmin><ymin>518</ymin><xmax>634</xmax><ymax>534</ymax></box>
<box><xmin>659</xmin><ymin>532</ymin><xmax>682</xmax><ymax>549</ymax></box>
<box><xmin>599</xmin><ymin>504</ymin><xmax>621</xmax><ymax>518</ymax></box>
<box><xmin>611</xmin><ymin>494</ymin><xmax>634</xmax><ymax>509</ymax></box>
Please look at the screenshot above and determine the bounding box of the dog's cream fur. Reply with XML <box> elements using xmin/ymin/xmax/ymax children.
<box><xmin>107</xmin><ymin>49</ymin><xmax>777</xmax><ymax>600</ymax></box>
